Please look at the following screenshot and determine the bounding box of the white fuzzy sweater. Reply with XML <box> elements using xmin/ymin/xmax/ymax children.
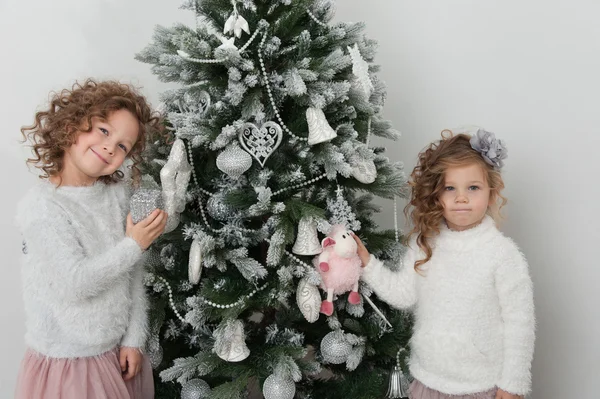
<box><xmin>16</xmin><ymin>180</ymin><xmax>149</xmax><ymax>358</ymax></box>
<box><xmin>362</xmin><ymin>216</ymin><xmax>535</xmax><ymax>395</ymax></box>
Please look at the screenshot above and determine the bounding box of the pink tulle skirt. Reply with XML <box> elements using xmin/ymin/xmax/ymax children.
<box><xmin>409</xmin><ymin>379</ymin><xmax>497</xmax><ymax>399</ymax></box>
<box><xmin>14</xmin><ymin>348</ymin><xmax>154</xmax><ymax>399</ymax></box>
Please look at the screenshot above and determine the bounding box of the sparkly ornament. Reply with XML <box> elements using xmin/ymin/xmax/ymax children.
<box><xmin>130</xmin><ymin>188</ymin><xmax>164</xmax><ymax>224</ymax></box>
<box><xmin>296</xmin><ymin>277</ymin><xmax>321</xmax><ymax>323</ymax></box>
<box><xmin>217</xmin><ymin>36</ymin><xmax>237</xmax><ymax>50</ymax></box>
<box><xmin>216</xmin><ymin>144</ymin><xmax>252</xmax><ymax>179</ymax></box>
<box><xmin>320</xmin><ymin>331</ymin><xmax>352</xmax><ymax>364</ymax></box>
<box><xmin>179</xmin><ymin>91</ymin><xmax>211</xmax><ymax>115</ymax></box>
<box><xmin>214</xmin><ymin>319</ymin><xmax>250</xmax><ymax>362</ymax></box>
<box><xmin>223</xmin><ymin>2</ymin><xmax>250</xmax><ymax>38</ymax></box>
<box><xmin>198</xmin><ymin>91</ymin><xmax>211</xmax><ymax>115</ymax></box>
<box><xmin>292</xmin><ymin>216</ymin><xmax>322</xmax><ymax>255</ymax></box>
<box><xmin>181</xmin><ymin>378</ymin><xmax>211</xmax><ymax>399</ymax></box>
<box><xmin>238</xmin><ymin>121</ymin><xmax>283</xmax><ymax>167</ymax></box>
<box><xmin>188</xmin><ymin>238</ymin><xmax>203</xmax><ymax>284</ymax></box>
<box><xmin>146</xmin><ymin>334</ymin><xmax>163</xmax><ymax>369</ymax></box>
<box><xmin>348</xmin><ymin>43</ymin><xmax>374</xmax><ymax>98</ymax></box>
<box><xmin>160</xmin><ymin>139</ymin><xmax>192</xmax><ymax>233</ymax></box>
<box><xmin>262</xmin><ymin>374</ymin><xmax>295</xmax><ymax>399</ymax></box>
<box><xmin>385</xmin><ymin>365</ymin><xmax>410</xmax><ymax>399</ymax></box>
<box><xmin>349</xmin><ymin>154</ymin><xmax>377</xmax><ymax>184</ymax></box>
<box><xmin>206</xmin><ymin>192</ymin><xmax>235</xmax><ymax>221</ymax></box>
<box><xmin>306</xmin><ymin>107</ymin><xmax>337</xmax><ymax>145</ymax></box>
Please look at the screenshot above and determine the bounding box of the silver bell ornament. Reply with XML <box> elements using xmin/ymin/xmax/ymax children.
<box><xmin>181</xmin><ymin>378</ymin><xmax>211</xmax><ymax>399</ymax></box>
<box><xmin>386</xmin><ymin>348</ymin><xmax>410</xmax><ymax>398</ymax></box>
<box><xmin>292</xmin><ymin>216</ymin><xmax>323</xmax><ymax>255</ymax></box>
<box><xmin>216</xmin><ymin>144</ymin><xmax>252</xmax><ymax>180</ymax></box>
<box><xmin>262</xmin><ymin>374</ymin><xmax>295</xmax><ymax>399</ymax></box>
<box><xmin>320</xmin><ymin>330</ymin><xmax>352</xmax><ymax>364</ymax></box>
<box><xmin>306</xmin><ymin>107</ymin><xmax>337</xmax><ymax>145</ymax></box>
<box><xmin>213</xmin><ymin>319</ymin><xmax>250</xmax><ymax>362</ymax></box>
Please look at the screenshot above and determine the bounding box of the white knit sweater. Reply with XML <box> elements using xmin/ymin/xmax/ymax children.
<box><xmin>362</xmin><ymin>216</ymin><xmax>535</xmax><ymax>395</ymax></box>
<box><xmin>16</xmin><ymin>180</ymin><xmax>149</xmax><ymax>358</ymax></box>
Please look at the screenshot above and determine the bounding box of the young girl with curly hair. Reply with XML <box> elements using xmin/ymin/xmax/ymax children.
<box><xmin>353</xmin><ymin>130</ymin><xmax>535</xmax><ymax>399</ymax></box>
<box><xmin>15</xmin><ymin>79</ymin><xmax>167</xmax><ymax>399</ymax></box>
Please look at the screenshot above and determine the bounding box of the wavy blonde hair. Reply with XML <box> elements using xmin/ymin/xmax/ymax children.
<box><xmin>405</xmin><ymin>131</ymin><xmax>507</xmax><ymax>271</ymax></box>
<box><xmin>21</xmin><ymin>79</ymin><xmax>162</xmax><ymax>184</ymax></box>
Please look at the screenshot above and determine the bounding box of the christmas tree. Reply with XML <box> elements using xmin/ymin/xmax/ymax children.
<box><xmin>136</xmin><ymin>1</ymin><xmax>411</xmax><ymax>398</ymax></box>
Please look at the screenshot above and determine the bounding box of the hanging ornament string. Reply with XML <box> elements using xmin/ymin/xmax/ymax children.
<box><xmin>306</xmin><ymin>9</ymin><xmax>328</xmax><ymax>27</ymax></box>
<box><xmin>272</xmin><ymin>173</ymin><xmax>327</xmax><ymax>196</ymax></box>
<box><xmin>157</xmin><ymin>275</ymin><xmax>187</xmax><ymax>324</ymax></box>
<box><xmin>365</xmin><ymin>116</ymin><xmax>372</xmax><ymax>147</ymax></box>
<box><xmin>394</xmin><ymin>196</ymin><xmax>399</xmax><ymax>243</ymax></box>
<box><xmin>258</xmin><ymin>32</ymin><xmax>308</xmax><ymax>143</ymax></box>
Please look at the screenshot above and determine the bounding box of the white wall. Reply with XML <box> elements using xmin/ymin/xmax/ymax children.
<box><xmin>1</xmin><ymin>0</ymin><xmax>598</xmax><ymax>398</ymax></box>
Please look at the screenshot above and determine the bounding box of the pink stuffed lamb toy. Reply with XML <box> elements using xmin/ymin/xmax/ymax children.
<box><xmin>313</xmin><ymin>224</ymin><xmax>362</xmax><ymax>316</ymax></box>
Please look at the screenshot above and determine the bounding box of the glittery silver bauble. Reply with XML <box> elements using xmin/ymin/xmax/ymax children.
<box><xmin>292</xmin><ymin>217</ymin><xmax>323</xmax><ymax>255</ymax></box>
<box><xmin>238</xmin><ymin>121</ymin><xmax>283</xmax><ymax>167</ymax></box>
<box><xmin>307</xmin><ymin>107</ymin><xmax>337</xmax><ymax>145</ymax></box>
<box><xmin>350</xmin><ymin>155</ymin><xmax>377</xmax><ymax>184</ymax></box>
<box><xmin>296</xmin><ymin>277</ymin><xmax>321</xmax><ymax>323</ymax></box>
<box><xmin>181</xmin><ymin>378</ymin><xmax>211</xmax><ymax>399</ymax></box>
<box><xmin>206</xmin><ymin>193</ymin><xmax>234</xmax><ymax>221</ymax></box>
<box><xmin>320</xmin><ymin>331</ymin><xmax>352</xmax><ymax>364</ymax></box>
<box><xmin>130</xmin><ymin>189</ymin><xmax>164</xmax><ymax>223</ymax></box>
<box><xmin>385</xmin><ymin>366</ymin><xmax>410</xmax><ymax>398</ymax></box>
<box><xmin>216</xmin><ymin>144</ymin><xmax>252</xmax><ymax>179</ymax></box>
<box><xmin>262</xmin><ymin>374</ymin><xmax>295</xmax><ymax>399</ymax></box>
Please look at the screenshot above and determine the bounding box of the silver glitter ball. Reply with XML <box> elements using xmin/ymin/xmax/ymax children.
<box><xmin>130</xmin><ymin>188</ymin><xmax>164</xmax><ymax>224</ymax></box>
<box><xmin>181</xmin><ymin>378</ymin><xmax>211</xmax><ymax>399</ymax></box>
<box><xmin>216</xmin><ymin>144</ymin><xmax>252</xmax><ymax>179</ymax></box>
<box><xmin>262</xmin><ymin>374</ymin><xmax>295</xmax><ymax>399</ymax></box>
<box><xmin>206</xmin><ymin>193</ymin><xmax>235</xmax><ymax>221</ymax></box>
<box><xmin>320</xmin><ymin>331</ymin><xmax>352</xmax><ymax>364</ymax></box>
<box><xmin>148</xmin><ymin>345</ymin><xmax>163</xmax><ymax>369</ymax></box>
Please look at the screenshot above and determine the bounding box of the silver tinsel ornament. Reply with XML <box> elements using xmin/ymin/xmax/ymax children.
<box><xmin>160</xmin><ymin>139</ymin><xmax>192</xmax><ymax>233</ymax></box>
<box><xmin>262</xmin><ymin>374</ymin><xmax>295</xmax><ymax>399</ymax></box>
<box><xmin>130</xmin><ymin>188</ymin><xmax>164</xmax><ymax>223</ymax></box>
<box><xmin>216</xmin><ymin>144</ymin><xmax>252</xmax><ymax>179</ymax></box>
<box><xmin>320</xmin><ymin>331</ymin><xmax>352</xmax><ymax>364</ymax></box>
<box><xmin>206</xmin><ymin>192</ymin><xmax>235</xmax><ymax>221</ymax></box>
<box><xmin>348</xmin><ymin>43</ymin><xmax>374</xmax><ymax>98</ymax></box>
<box><xmin>306</xmin><ymin>107</ymin><xmax>337</xmax><ymax>145</ymax></box>
<box><xmin>296</xmin><ymin>277</ymin><xmax>321</xmax><ymax>323</ymax></box>
<box><xmin>292</xmin><ymin>216</ymin><xmax>322</xmax><ymax>255</ymax></box>
<box><xmin>181</xmin><ymin>378</ymin><xmax>211</xmax><ymax>399</ymax></box>
<box><xmin>385</xmin><ymin>366</ymin><xmax>410</xmax><ymax>399</ymax></box>
<box><xmin>238</xmin><ymin>121</ymin><xmax>283</xmax><ymax>167</ymax></box>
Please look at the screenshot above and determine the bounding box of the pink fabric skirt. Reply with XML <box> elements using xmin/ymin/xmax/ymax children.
<box><xmin>14</xmin><ymin>348</ymin><xmax>154</xmax><ymax>399</ymax></box>
<box><xmin>409</xmin><ymin>379</ymin><xmax>497</xmax><ymax>399</ymax></box>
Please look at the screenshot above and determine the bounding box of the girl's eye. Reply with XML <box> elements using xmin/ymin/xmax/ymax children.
<box><xmin>118</xmin><ymin>144</ymin><xmax>128</xmax><ymax>152</ymax></box>
<box><xmin>99</xmin><ymin>128</ymin><xmax>108</xmax><ymax>135</ymax></box>
<box><xmin>469</xmin><ymin>186</ymin><xmax>480</xmax><ymax>191</ymax></box>
<box><xmin>444</xmin><ymin>186</ymin><xmax>455</xmax><ymax>191</ymax></box>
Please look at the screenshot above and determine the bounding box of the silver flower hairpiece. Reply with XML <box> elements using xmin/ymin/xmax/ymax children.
<box><xmin>469</xmin><ymin>129</ymin><xmax>507</xmax><ymax>169</ymax></box>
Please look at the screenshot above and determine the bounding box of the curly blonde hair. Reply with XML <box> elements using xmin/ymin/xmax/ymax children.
<box><xmin>405</xmin><ymin>130</ymin><xmax>507</xmax><ymax>271</ymax></box>
<box><xmin>21</xmin><ymin>79</ymin><xmax>162</xmax><ymax>184</ymax></box>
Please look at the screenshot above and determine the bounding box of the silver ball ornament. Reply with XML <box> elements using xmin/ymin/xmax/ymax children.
<box><xmin>320</xmin><ymin>331</ymin><xmax>352</xmax><ymax>364</ymax></box>
<box><xmin>181</xmin><ymin>379</ymin><xmax>211</xmax><ymax>399</ymax></box>
<box><xmin>262</xmin><ymin>374</ymin><xmax>295</xmax><ymax>399</ymax></box>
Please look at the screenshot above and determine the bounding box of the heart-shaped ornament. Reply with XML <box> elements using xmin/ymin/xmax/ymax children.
<box><xmin>238</xmin><ymin>121</ymin><xmax>283</xmax><ymax>167</ymax></box>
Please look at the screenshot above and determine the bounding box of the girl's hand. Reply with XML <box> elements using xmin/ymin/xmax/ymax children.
<box><xmin>119</xmin><ymin>347</ymin><xmax>143</xmax><ymax>381</ymax></box>
<box><xmin>495</xmin><ymin>389</ymin><xmax>523</xmax><ymax>399</ymax></box>
<box><xmin>351</xmin><ymin>232</ymin><xmax>371</xmax><ymax>267</ymax></box>
<box><xmin>126</xmin><ymin>209</ymin><xmax>168</xmax><ymax>250</ymax></box>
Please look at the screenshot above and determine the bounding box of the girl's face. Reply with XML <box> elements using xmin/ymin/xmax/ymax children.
<box><xmin>61</xmin><ymin>109</ymin><xmax>139</xmax><ymax>186</ymax></box>
<box><xmin>439</xmin><ymin>163</ymin><xmax>492</xmax><ymax>231</ymax></box>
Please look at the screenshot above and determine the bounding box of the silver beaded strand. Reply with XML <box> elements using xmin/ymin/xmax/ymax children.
<box><xmin>258</xmin><ymin>32</ymin><xmax>309</xmax><ymax>143</ymax></box>
<box><xmin>306</xmin><ymin>9</ymin><xmax>328</xmax><ymax>28</ymax></box>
